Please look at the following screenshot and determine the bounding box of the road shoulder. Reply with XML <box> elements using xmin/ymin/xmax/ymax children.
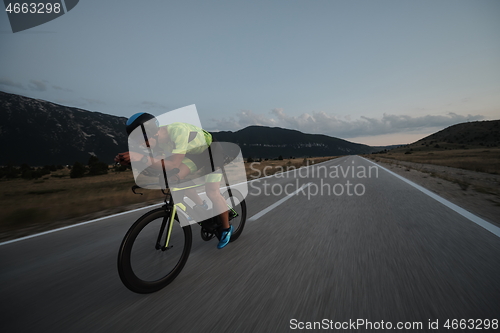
<box><xmin>365</xmin><ymin>156</ymin><xmax>500</xmax><ymax>227</ymax></box>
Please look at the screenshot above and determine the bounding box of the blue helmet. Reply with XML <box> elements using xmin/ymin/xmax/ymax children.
<box><xmin>126</xmin><ymin>112</ymin><xmax>159</xmax><ymax>136</ymax></box>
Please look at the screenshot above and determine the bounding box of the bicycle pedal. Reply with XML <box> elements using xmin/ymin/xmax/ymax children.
<box><xmin>200</xmin><ymin>228</ymin><xmax>216</xmax><ymax>241</ymax></box>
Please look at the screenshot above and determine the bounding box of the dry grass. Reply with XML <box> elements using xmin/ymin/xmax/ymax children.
<box><xmin>245</xmin><ymin>156</ymin><xmax>339</xmax><ymax>180</ymax></box>
<box><xmin>367</xmin><ymin>155</ymin><xmax>500</xmax><ymax>197</ymax></box>
<box><xmin>0</xmin><ymin>168</ymin><xmax>164</xmax><ymax>236</ymax></box>
<box><xmin>0</xmin><ymin>156</ymin><xmax>340</xmax><ymax>239</ymax></box>
<box><xmin>374</xmin><ymin>148</ymin><xmax>500</xmax><ymax>174</ymax></box>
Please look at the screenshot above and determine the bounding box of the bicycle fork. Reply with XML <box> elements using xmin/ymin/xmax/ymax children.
<box><xmin>156</xmin><ymin>205</ymin><xmax>177</xmax><ymax>251</ymax></box>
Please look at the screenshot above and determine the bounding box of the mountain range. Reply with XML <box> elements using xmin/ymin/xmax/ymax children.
<box><xmin>0</xmin><ymin>91</ymin><xmax>396</xmax><ymax>165</ymax></box>
<box><xmin>212</xmin><ymin>126</ymin><xmax>379</xmax><ymax>158</ymax></box>
<box><xmin>411</xmin><ymin>119</ymin><xmax>500</xmax><ymax>147</ymax></box>
<box><xmin>1</xmin><ymin>91</ymin><xmax>128</xmax><ymax>165</ymax></box>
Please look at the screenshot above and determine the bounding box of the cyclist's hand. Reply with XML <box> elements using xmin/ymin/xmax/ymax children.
<box><xmin>115</xmin><ymin>152</ymin><xmax>131</xmax><ymax>165</ymax></box>
<box><xmin>128</xmin><ymin>152</ymin><xmax>144</xmax><ymax>163</ymax></box>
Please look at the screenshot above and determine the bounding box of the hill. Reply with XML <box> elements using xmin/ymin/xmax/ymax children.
<box><xmin>1</xmin><ymin>91</ymin><xmax>393</xmax><ymax>166</ymax></box>
<box><xmin>212</xmin><ymin>126</ymin><xmax>379</xmax><ymax>159</ymax></box>
<box><xmin>411</xmin><ymin>120</ymin><xmax>500</xmax><ymax>148</ymax></box>
<box><xmin>0</xmin><ymin>91</ymin><xmax>128</xmax><ymax>165</ymax></box>
<box><xmin>372</xmin><ymin>119</ymin><xmax>500</xmax><ymax>174</ymax></box>
<box><xmin>387</xmin><ymin>120</ymin><xmax>500</xmax><ymax>152</ymax></box>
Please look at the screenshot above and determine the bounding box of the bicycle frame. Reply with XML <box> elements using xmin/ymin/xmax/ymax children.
<box><xmin>155</xmin><ymin>186</ymin><xmax>195</xmax><ymax>250</ymax></box>
<box><xmin>156</xmin><ymin>202</ymin><xmax>176</xmax><ymax>251</ymax></box>
<box><xmin>154</xmin><ymin>184</ymin><xmax>240</xmax><ymax>250</ymax></box>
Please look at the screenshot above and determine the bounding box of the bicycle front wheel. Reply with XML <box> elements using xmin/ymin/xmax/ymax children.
<box><xmin>118</xmin><ymin>208</ymin><xmax>192</xmax><ymax>293</ymax></box>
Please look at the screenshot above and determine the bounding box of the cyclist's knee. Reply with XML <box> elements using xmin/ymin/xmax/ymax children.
<box><xmin>206</xmin><ymin>187</ymin><xmax>221</xmax><ymax>200</ymax></box>
<box><xmin>177</xmin><ymin>163</ymin><xmax>191</xmax><ymax>179</ymax></box>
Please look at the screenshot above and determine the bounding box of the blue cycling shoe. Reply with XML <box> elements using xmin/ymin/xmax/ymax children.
<box><xmin>217</xmin><ymin>225</ymin><xmax>233</xmax><ymax>249</ymax></box>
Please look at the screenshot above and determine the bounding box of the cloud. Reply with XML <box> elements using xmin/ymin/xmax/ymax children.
<box><xmin>209</xmin><ymin>109</ymin><xmax>485</xmax><ymax>138</ymax></box>
<box><xmin>209</xmin><ymin>110</ymin><xmax>278</xmax><ymax>132</ymax></box>
<box><xmin>28</xmin><ymin>79</ymin><xmax>47</xmax><ymax>91</ymax></box>
<box><xmin>52</xmin><ymin>85</ymin><xmax>73</xmax><ymax>92</ymax></box>
<box><xmin>0</xmin><ymin>77</ymin><xmax>25</xmax><ymax>90</ymax></box>
<box><xmin>140</xmin><ymin>101</ymin><xmax>170</xmax><ymax>110</ymax></box>
<box><xmin>1</xmin><ymin>78</ymin><xmax>73</xmax><ymax>93</ymax></box>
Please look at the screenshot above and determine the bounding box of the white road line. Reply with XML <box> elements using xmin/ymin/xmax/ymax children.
<box><xmin>0</xmin><ymin>180</ymin><xmax>314</xmax><ymax>246</ymax></box>
<box><xmin>0</xmin><ymin>158</ymin><xmax>343</xmax><ymax>246</ymax></box>
<box><xmin>0</xmin><ymin>204</ymin><xmax>163</xmax><ymax>247</ymax></box>
<box><xmin>361</xmin><ymin>156</ymin><xmax>500</xmax><ymax>238</ymax></box>
<box><xmin>247</xmin><ymin>182</ymin><xmax>313</xmax><ymax>222</ymax></box>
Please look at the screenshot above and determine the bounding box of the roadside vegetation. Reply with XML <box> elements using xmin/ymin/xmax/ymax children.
<box><xmin>0</xmin><ymin>167</ymin><xmax>164</xmax><ymax>239</ymax></box>
<box><xmin>369</xmin><ymin>119</ymin><xmax>500</xmax><ymax>175</ymax></box>
<box><xmin>368</xmin><ymin>155</ymin><xmax>499</xmax><ymax>192</ymax></box>
<box><xmin>244</xmin><ymin>156</ymin><xmax>339</xmax><ymax>179</ymax></box>
<box><xmin>370</xmin><ymin>147</ymin><xmax>500</xmax><ymax>175</ymax></box>
<box><xmin>0</xmin><ymin>155</ymin><xmax>338</xmax><ymax>241</ymax></box>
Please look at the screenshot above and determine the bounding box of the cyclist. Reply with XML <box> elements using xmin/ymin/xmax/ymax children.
<box><xmin>114</xmin><ymin>112</ymin><xmax>232</xmax><ymax>249</ymax></box>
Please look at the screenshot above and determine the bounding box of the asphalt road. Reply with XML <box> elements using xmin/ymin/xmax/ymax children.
<box><xmin>1</xmin><ymin>156</ymin><xmax>499</xmax><ymax>332</ymax></box>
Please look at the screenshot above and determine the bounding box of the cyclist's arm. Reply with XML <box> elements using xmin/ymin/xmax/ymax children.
<box><xmin>163</xmin><ymin>153</ymin><xmax>185</xmax><ymax>169</ymax></box>
<box><xmin>115</xmin><ymin>151</ymin><xmax>154</xmax><ymax>166</ymax></box>
<box><xmin>139</xmin><ymin>154</ymin><xmax>185</xmax><ymax>171</ymax></box>
<box><xmin>116</xmin><ymin>150</ymin><xmax>186</xmax><ymax>171</ymax></box>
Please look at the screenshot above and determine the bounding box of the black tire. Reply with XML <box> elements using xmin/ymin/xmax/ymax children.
<box><xmin>118</xmin><ymin>208</ymin><xmax>192</xmax><ymax>293</ymax></box>
<box><xmin>222</xmin><ymin>189</ymin><xmax>247</xmax><ymax>242</ymax></box>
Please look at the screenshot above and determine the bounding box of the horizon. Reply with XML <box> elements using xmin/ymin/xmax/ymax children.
<box><xmin>4</xmin><ymin>89</ymin><xmax>498</xmax><ymax>148</ymax></box>
<box><xmin>1</xmin><ymin>1</ymin><xmax>499</xmax><ymax>146</ymax></box>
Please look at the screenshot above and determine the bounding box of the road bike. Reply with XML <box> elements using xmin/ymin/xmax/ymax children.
<box><xmin>117</xmin><ymin>168</ymin><xmax>247</xmax><ymax>293</ymax></box>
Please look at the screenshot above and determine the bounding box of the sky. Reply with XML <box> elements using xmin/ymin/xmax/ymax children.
<box><xmin>1</xmin><ymin>0</ymin><xmax>499</xmax><ymax>146</ymax></box>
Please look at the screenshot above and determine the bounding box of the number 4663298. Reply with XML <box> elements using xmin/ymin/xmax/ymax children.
<box><xmin>5</xmin><ymin>3</ymin><xmax>61</xmax><ymax>14</ymax></box>
<box><xmin>444</xmin><ymin>319</ymin><xmax>498</xmax><ymax>330</ymax></box>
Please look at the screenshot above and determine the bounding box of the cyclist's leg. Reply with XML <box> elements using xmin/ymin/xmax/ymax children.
<box><xmin>184</xmin><ymin>146</ymin><xmax>228</xmax><ymax>227</ymax></box>
<box><xmin>175</xmin><ymin>162</ymin><xmax>191</xmax><ymax>179</ymax></box>
<box><xmin>205</xmin><ymin>176</ymin><xmax>232</xmax><ymax>249</ymax></box>
<box><xmin>201</xmin><ymin>142</ymin><xmax>229</xmax><ymax>228</ymax></box>
<box><xmin>184</xmin><ymin>189</ymin><xmax>203</xmax><ymax>206</ymax></box>
<box><xmin>176</xmin><ymin>160</ymin><xmax>204</xmax><ymax>206</ymax></box>
<box><xmin>205</xmin><ymin>179</ymin><xmax>229</xmax><ymax>229</ymax></box>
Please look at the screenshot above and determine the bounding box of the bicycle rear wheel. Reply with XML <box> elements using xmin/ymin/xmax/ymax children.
<box><xmin>118</xmin><ymin>208</ymin><xmax>192</xmax><ymax>293</ymax></box>
<box><xmin>222</xmin><ymin>189</ymin><xmax>247</xmax><ymax>242</ymax></box>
